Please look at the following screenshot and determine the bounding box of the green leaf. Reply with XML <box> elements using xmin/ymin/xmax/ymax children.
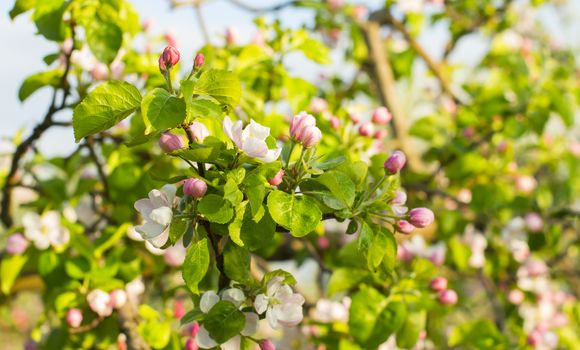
<box><xmin>367</xmin><ymin>230</ymin><xmax>397</xmax><ymax>273</ymax></box>
<box><xmin>1</xmin><ymin>254</ymin><xmax>28</xmax><ymax>294</ymax></box>
<box><xmin>198</xmin><ymin>194</ymin><xmax>234</xmax><ymax>224</ymax></box>
<box><xmin>168</xmin><ymin>219</ymin><xmax>189</xmax><ymax>245</ymax></box>
<box><xmin>448</xmin><ymin>319</ymin><xmax>507</xmax><ymax>349</ymax></box>
<box><xmin>85</xmin><ymin>19</ymin><xmax>123</xmax><ymax>64</ymax></box>
<box><xmin>182</xmin><ymin>238</ymin><xmax>210</xmax><ymax>294</ymax></box>
<box><xmin>327</xmin><ymin>268</ymin><xmax>370</xmax><ymax>296</ymax></box>
<box><xmin>73</xmin><ymin>81</ymin><xmax>142</xmax><ymax>142</ymax></box>
<box><xmin>170</xmin><ymin>137</ymin><xmax>224</xmax><ymax>163</ymax></box>
<box><xmin>64</xmin><ymin>257</ymin><xmax>91</xmax><ymax>279</ymax></box>
<box><xmin>298</xmin><ymin>37</ymin><xmax>331</xmax><ymax>64</ymax></box>
<box><xmin>181</xmin><ymin>80</ymin><xmax>223</xmax><ymax>123</ymax></box>
<box><xmin>180</xmin><ymin>309</ymin><xmax>204</xmax><ymax>326</ymax></box>
<box><xmin>262</xmin><ymin>269</ymin><xmax>297</xmax><ymax>286</ymax></box>
<box><xmin>396</xmin><ymin>310</ymin><xmax>426</xmax><ymax>349</ymax></box>
<box><xmin>316</xmin><ymin>170</ymin><xmax>356</xmax><ymax>208</ymax></box>
<box><xmin>18</xmin><ymin>69</ymin><xmax>63</xmax><ymax>102</ymax></box>
<box><xmin>204</xmin><ymin>301</ymin><xmax>246</xmax><ymax>344</ymax></box>
<box><xmin>365</xmin><ymin>302</ymin><xmax>407</xmax><ymax>348</ymax></box>
<box><xmin>223</xmin><ymin>243</ymin><xmax>252</xmax><ymax>284</ymax></box>
<box><xmin>240</xmin><ymin>209</ymin><xmax>276</xmax><ymax>251</ymax></box>
<box><xmin>32</xmin><ymin>0</ymin><xmax>66</xmax><ymax>41</ymax></box>
<box><xmin>141</xmin><ymin>88</ymin><xmax>186</xmax><ymax>135</ymax></box>
<box><xmin>10</xmin><ymin>0</ymin><xmax>36</xmax><ymax>20</ymax></box>
<box><xmin>267</xmin><ymin>191</ymin><xmax>321</xmax><ymax>237</ymax></box>
<box><xmin>192</xmin><ymin>69</ymin><xmax>241</xmax><ymax>110</ymax></box>
<box><xmin>348</xmin><ymin>286</ymin><xmax>388</xmax><ymax>345</ymax></box>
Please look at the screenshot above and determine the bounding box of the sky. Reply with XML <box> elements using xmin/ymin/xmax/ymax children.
<box><xmin>1</xmin><ymin>0</ymin><xmax>578</xmax><ymax>156</ymax></box>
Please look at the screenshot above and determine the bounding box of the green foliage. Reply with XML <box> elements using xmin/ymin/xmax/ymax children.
<box><xmin>18</xmin><ymin>69</ymin><xmax>62</xmax><ymax>102</ymax></box>
<box><xmin>267</xmin><ymin>190</ymin><xmax>322</xmax><ymax>237</ymax></box>
<box><xmin>73</xmin><ymin>81</ymin><xmax>142</xmax><ymax>142</ymax></box>
<box><xmin>182</xmin><ymin>238</ymin><xmax>210</xmax><ymax>294</ymax></box>
<box><xmin>203</xmin><ymin>301</ymin><xmax>246</xmax><ymax>344</ymax></box>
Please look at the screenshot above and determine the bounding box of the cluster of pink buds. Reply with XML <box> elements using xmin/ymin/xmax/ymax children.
<box><xmin>429</xmin><ymin>277</ymin><xmax>458</xmax><ymax>305</ymax></box>
<box><xmin>352</xmin><ymin>107</ymin><xmax>392</xmax><ymax>139</ymax></box>
<box><xmin>290</xmin><ymin>112</ymin><xmax>322</xmax><ymax>148</ymax></box>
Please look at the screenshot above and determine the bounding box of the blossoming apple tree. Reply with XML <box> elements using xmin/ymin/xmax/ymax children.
<box><xmin>1</xmin><ymin>0</ymin><xmax>579</xmax><ymax>349</ymax></box>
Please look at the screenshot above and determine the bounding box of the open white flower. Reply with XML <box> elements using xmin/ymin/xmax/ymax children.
<box><xmin>196</xmin><ymin>289</ymin><xmax>259</xmax><ymax>350</ymax></box>
<box><xmin>134</xmin><ymin>185</ymin><xmax>178</xmax><ymax>248</ymax></box>
<box><xmin>254</xmin><ymin>276</ymin><xmax>305</xmax><ymax>329</ymax></box>
<box><xmin>223</xmin><ymin>116</ymin><xmax>281</xmax><ymax>163</ymax></box>
<box><xmin>22</xmin><ymin>211</ymin><xmax>70</xmax><ymax>250</ymax></box>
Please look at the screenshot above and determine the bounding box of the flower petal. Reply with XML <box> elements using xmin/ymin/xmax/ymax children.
<box><xmin>266</xmin><ymin>307</ymin><xmax>278</xmax><ymax>329</ymax></box>
<box><xmin>240</xmin><ymin>312</ymin><xmax>259</xmax><ymax>336</ymax></box>
<box><xmin>200</xmin><ymin>291</ymin><xmax>220</xmax><ymax>313</ymax></box>
<box><xmin>254</xmin><ymin>294</ymin><xmax>268</xmax><ymax>314</ymax></box>
<box><xmin>149</xmin><ymin>206</ymin><xmax>173</xmax><ymax>226</ymax></box>
<box><xmin>195</xmin><ymin>326</ymin><xmax>218</xmax><ymax>349</ymax></box>
<box><xmin>221</xmin><ymin>288</ymin><xmax>245</xmax><ymax>308</ymax></box>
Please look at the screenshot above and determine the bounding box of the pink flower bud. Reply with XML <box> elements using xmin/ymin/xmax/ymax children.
<box><xmin>439</xmin><ymin>289</ymin><xmax>458</xmax><ymax>305</ymax></box>
<box><xmin>189</xmin><ymin>322</ymin><xmax>200</xmax><ymax>337</ymax></box>
<box><xmin>300</xmin><ymin>125</ymin><xmax>322</xmax><ymax>148</ymax></box>
<box><xmin>160</xmin><ymin>46</ymin><xmax>180</xmax><ymax>71</ymax></box>
<box><xmin>183</xmin><ymin>178</ymin><xmax>207</xmax><ymax>199</ymax></box>
<box><xmin>159</xmin><ymin>132</ymin><xmax>184</xmax><ymax>152</ymax></box>
<box><xmin>189</xmin><ymin>121</ymin><xmax>209</xmax><ymax>143</ymax></box>
<box><xmin>309</xmin><ymin>97</ymin><xmax>328</xmax><ymax>114</ymax></box>
<box><xmin>349</xmin><ymin>113</ymin><xmax>361</xmax><ymax>124</ymax></box>
<box><xmin>259</xmin><ymin>339</ymin><xmax>276</xmax><ymax>350</ymax></box>
<box><xmin>384</xmin><ymin>150</ymin><xmax>406</xmax><ymax>174</ymax></box>
<box><xmin>174</xmin><ymin>299</ymin><xmax>186</xmax><ymax>319</ymax></box>
<box><xmin>268</xmin><ymin>169</ymin><xmax>284</xmax><ymax>186</ymax></box>
<box><xmin>185</xmin><ymin>338</ymin><xmax>198</xmax><ymax>350</ymax></box>
<box><xmin>91</xmin><ymin>63</ymin><xmax>108</xmax><ymax>81</ymax></box>
<box><xmin>372</xmin><ymin>107</ymin><xmax>392</xmax><ymax>125</ymax></box>
<box><xmin>397</xmin><ymin>220</ymin><xmax>415</xmax><ymax>234</ymax></box>
<box><xmin>430</xmin><ymin>277</ymin><xmax>448</xmax><ymax>292</ymax></box>
<box><xmin>392</xmin><ymin>190</ymin><xmax>407</xmax><ymax>206</ymax></box>
<box><xmin>225</xmin><ymin>27</ymin><xmax>238</xmax><ymax>46</ymax></box>
<box><xmin>374</xmin><ymin>129</ymin><xmax>388</xmax><ymax>139</ymax></box>
<box><xmin>525</xmin><ymin>212</ymin><xmax>543</xmax><ymax>233</ymax></box>
<box><xmin>409</xmin><ymin>207</ymin><xmax>435</xmax><ymax>228</ymax></box>
<box><xmin>527</xmin><ymin>330</ymin><xmax>542</xmax><ymax>346</ymax></box>
<box><xmin>358</xmin><ymin>122</ymin><xmax>375</xmax><ymax>137</ymax></box>
<box><xmin>330</xmin><ymin>116</ymin><xmax>340</xmax><ymax>130</ymax></box>
<box><xmin>194</xmin><ymin>53</ymin><xmax>205</xmax><ymax>69</ymax></box>
<box><xmin>6</xmin><ymin>233</ymin><xmax>28</xmax><ymax>255</ymax></box>
<box><xmin>66</xmin><ymin>308</ymin><xmax>83</xmax><ymax>328</ymax></box>
<box><xmin>515</xmin><ymin>175</ymin><xmax>537</xmax><ymax>193</ymax></box>
<box><xmin>109</xmin><ymin>289</ymin><xmax>127</xmax><ymax>309</ymax></box>
<box><xmin>317</xmin><ymin>236</ymin><xmax>330</xmax><ymax>250</ymax></box>
<box><xmin>508</xmin><ymin>289</ymin><xmax>524</xmax><ymax>305</ymax></box>
<box><xmin>290</xmin><ymin>112</ymin><xmax>316</xmax><ymax>140</ymax></box>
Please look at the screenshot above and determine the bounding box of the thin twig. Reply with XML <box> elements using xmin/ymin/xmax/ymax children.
<box><xmin>228</xmin><ymin>0</ymin><xmax>299</xmax><ymax>13</ymax></box>
<box><xmin>86</xmin><ymin>137</ymin><xmax>110</xmax><ymax>200</ymax></box>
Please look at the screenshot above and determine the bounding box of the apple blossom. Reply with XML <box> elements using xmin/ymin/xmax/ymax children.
<box><xmin>87</xmin><ymin>290</ymin><xmax>113</xmax><ymax>317</ymax></box>
<box><xmin>66</xmin><ymin>308</ymin><xmax>83</xmax><ymax>328</ymax></box>
<box><xmin>268</xmin><ymin>169</ymin><xmax>284</xmax><ymax>186</ymax></box>
<box><xmin>109</xmin><ymin>289</ymin><xmax>127</xmax><ymax>309</ymax></box>
<box><xmin>515</xmin><ymin>175</ymin><xmax>537</xmax><ymax>193</ymax></box>
<box><xmin>254</xmin><ymin>276</ymin><xmax>305</xmax><ymax>329</ymax></box>
<box><xmin>194</xmin><ymin>53</ymin><xmax>205</xmax><ymax>69</ymax></box>
<box><xmin>397</xmin><ymin>220</ymin><xmax>415</xmax><ymax>234</ymax></box>
<box><xmin>22</xmin><ymin>211</ymin><xmax>70</xmax><ymax>250</ymax></box>
<box><xmin>462</xmin><ymin>226</ymin><xmax>487</xmax><ymax>268</ymax></box>
<box><xmin>408</xmin><ymin>207</ymin><xmax>435</xmax><ymax>228</ymax></box>
<box><xmin>439</xmin><ymin>289</ymin><xmax>458</xmax><ymax>305</ymax></box>
<box><xmin>259</xmin><ymin>340</ymin><xmax>276</xmax><ymax>350</ymax></box>
<box><xmin>300</xmin><ymin>125</ymin><xmax>322</xmax><ymax>148</ymax></box>
<box><xmin>374</xmin><ymin>129</ymin><xmax>388</xmax><ymax>139</ymax></box>
<box><xmin>309</xmin><ymin>97</ymin><xmax>328</xmax><ymax>113</ymax></box>
<box><xmin>312</xmin><ymin>298</ymin><xmax>349</xmax><ymax>323</ymax></box>
<box><xmin>430</xmin><ymin>277</ymin><xmax>448</xmax><ymax>292</ymax></box>
<box><xmin>164</xmin><ymin>242</ymin><xmax>186</xmax><ymax>266</ymax></box>
<box><xmin>330</xmin><ymin>116</ymin><xmax>340</xmax><ymax>129</ymax></box>
<box><xmin>159</xmin><ymin>45</ymin><xmax>180</xmax><ymax>71</ymax></box>
<box><xmin>126</xmin><ymin>278</ymin><xmax>145</xmax><ymax>305</ymax></box>
<box><xmin>384</xmin><ymin>150</ymin><xmax>406</xmax><ymax>174</ymax></box>
<box><xmin>358</xmin><ymin>122</ymin><xmax>375</xmax><ymax>137</ymax></box>
<box><xmin>6</xmin><ymin>233</ymin><xmax>28</xmax><ymax>255</ymax></box>
<box><xmin>190</xmin><ymin>121</ymin><xmax>210</xmax><ymax>143</ymax></box>
<box><xmin>186</xmin><ymin>338</ymin><xmax>198</xmax><ymax>350</ymax></box>
<box><xmin>372</xmin><ymin>107</ymin><xmax>392</xmax><ymax>125</ymax></box>
<box><xmin>349</xmin><ymin>112</ymin><xmax>361</xmax><ymax>124</ymax></box>
<box><xmin>183</xmin><ymin>178</ymin><xmax>207</xmax><ymax>199</ymax></box>
<box><xmin>525</xmin><ymin>212</ymin><xmax>543</xmax><ymax>233</ymax></box>
<box><xmin>223</xmin><ymin>116</ymin><xmax>282</xmax><ymax>162</ymax></box>
<box><xmin>159</xmin><ymin>132</ymin><xmax>184</xmax><ymax>152</ymax></box>
<box><xmin>290</xmin><ymin>112</ymin><xmax>316</xmax><ymax>140</ymax></box>
<box><xmin>508</xmin><ymin>289</ymin><xmax>525</xmax><ymax>305</ymax></box>
<box><xmin>134</xmin><ymin>184</ymin><xmax>179</xmax><ymax>248</ymax></box>
<box><xmin>174</xmin><ymin>299</ymin><xmax>186</xmax><ymax>319</ymax></box>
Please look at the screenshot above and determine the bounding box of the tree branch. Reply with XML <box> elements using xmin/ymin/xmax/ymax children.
<box><xmin>86</xmin><ymin>137</ymin><xmax>110</xmax><ymax>200</ymax></box>
<box><xmin>1</xmin><ymin>24</ymin><xmax>76</xmax><ymax>227</ymax></box>
<box><xmin>228</xmin><ymin>0</ymin><xmax>299</xmax><ymax>13</ymax></box>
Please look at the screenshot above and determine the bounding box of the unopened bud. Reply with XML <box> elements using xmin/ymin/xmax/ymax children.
<box><xmin>6</xmin><ymin>233</ymin><xmax>28</xmax><ymax>255</ymax></box>
<box><xmin>66</xmin><ymin>308</ymin><xmax>83</xmax><ymax>328</ymax></box>
<box><xmin>159</xmin><ymin>46</ymin><xmax>180</xmax><ymax>71</ymax></box>
<box><xmin>194</xmin><ymin>53</ymin><xmax>205</xmax><ymax>69</ymax></box>
<box><xmin>159</xmin><ymin>132</ymin><xmax>184</xmax><ymax>152</ymax></box>
<box><xmin>439</xmin><ymin>289</ymin><xmax>458</xmax><ymax>305</ymax></box>
<box><xmin>183</xmin><ymin>178</ymin><xmax>207</xmax><ymax>199</ymax></box>
<box><xmin>397</xmin><ymin>220</ymin><xmax>415</xmax><ymax>234</ymax></box>
<box><xmin>259</xmin><ymin>339</ymin><xmax>276</xmax><ymax>350</ymax></box>
<box><xmin>372</xmin><ymin>107</ymin><xmax>392</xmax><ymax>125</ymax></box>
<box><xmin>408</xmin><ymin>207</ymin><xmax>435</xmax><ymax>228</ymax></box>
<box><xmin>190</xmin><ymin>121</ymin><xmax>209</xmax><ymax>143</ymax></box>
<box><xmin>300</xmin><ymin>125</ymin><xmax>322</xmax><ymax>148</ymax></box>
<box><xmin>429</xmin><ymin>277</ymin><xmax>448</xmax><ymax>292</ymax></box>
<box><xmin>384</xmin><ymin>150</ymin><xmax>406</xmax><ymax>174</ymax></box>
<box><xmin>268</xmin><ymin>169</ymin><xmax>284</xmax><ymax>186</ymax></box>
<box><xmin>358</xmin><ymin>122</ymin><xmax>375</xmax><ymax>137</ymax></box>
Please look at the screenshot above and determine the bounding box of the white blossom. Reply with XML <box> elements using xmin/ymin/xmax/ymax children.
<box><xmin>134</xmin><ymin>185</ymin><xmax>178</xmax><ymax>248</ymax></box>
<box><xmin>22</xmin><ymin>211</ymin><xmax>70</xmax><ymax>250</ymax></box>
<box><xmin>87</xmin><ymin>290</ymin><xmax>113</xmax><ymax>317</ymax></box>
<box><xmin>223</xmin><ymin>116</ymin><xmax>281</xmax><ymax>163</ymax></box>
<box><xmin>254</xmin><ymin>276</ymin><xmax>305</xmax><ymax>329</ymax></box>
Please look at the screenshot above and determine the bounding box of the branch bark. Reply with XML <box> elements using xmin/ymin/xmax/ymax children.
<box><xmin>359</xmin><ymin>20</ymin><xmax>423</xmax><ymax>171</ymax></box>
